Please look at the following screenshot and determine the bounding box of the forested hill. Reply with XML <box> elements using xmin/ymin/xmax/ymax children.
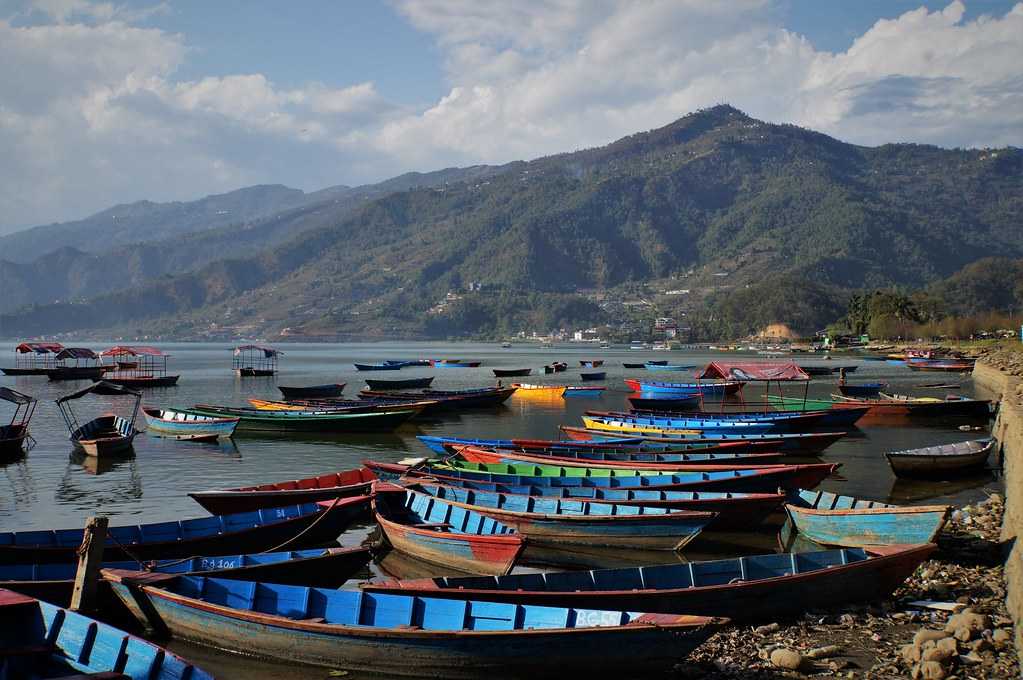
<box><xmin>2</xmin><ymin>105</ymin><xmax>1021</xmax><ymax>339</ymax></box>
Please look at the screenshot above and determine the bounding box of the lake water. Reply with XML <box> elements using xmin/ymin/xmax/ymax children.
<box><xmin>0</xmin><ymin>342</ymin><xmax>1000</xmax><ymax>678</ymax></box>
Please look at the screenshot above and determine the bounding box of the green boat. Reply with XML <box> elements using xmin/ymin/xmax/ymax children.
<box><xmin>178</xmin><ymin>404</ymin><xmax>421</xmax><ymax>432</ymax></box>
<box><xmin>766</xmin><ymin>395</ymin><xmax>837</xmax><ymax>411</ymax></box>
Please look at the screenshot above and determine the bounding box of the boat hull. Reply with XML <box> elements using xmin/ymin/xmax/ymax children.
<box><xmin>189</xmin><ymin>478</ymin><xmax>375</xmax><ymax>515</ymax></box>
<box><xmin>364</xmin><ymin>377</ymin><xmax>434</xmax><ymax>390</ymax></box>
<box><xmin>143</xmin><ymin>408</ymin><xmax>238</xmax><ymax>439</ymax></box>
<box><xmin>183</xmin><ymin>406</ymin><xmax>419</xmax><ymax>432</ymax></box>
<box><xmin>786</xmin><ymin>505</ymin><xmax>950</xmax><ymax>547</ymax></box>
<box><xmin>278</xmin><ymin>384</ymin><xmax>346</xmax><ymax>399</ymax></box>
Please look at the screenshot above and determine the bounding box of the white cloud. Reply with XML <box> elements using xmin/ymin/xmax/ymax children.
<box><xmin>0</xmin><ymin>0</ymin><xmax>1021</xmax><ymax>232</ymax></box>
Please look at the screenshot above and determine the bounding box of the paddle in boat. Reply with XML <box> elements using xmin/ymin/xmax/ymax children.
<box><xmin>374</xmin><ymin>483</ymin><xmax>524</xmax><ymax>576</ymax></box>
<box><xmin>885</xmin><ymin>438</ymin><xmax>996</xmax><ymax>478</ymax></box>
<box><xmin>0</xmin><ymin>588</ymin><xmax>215</xmax><ymax>680</ymax></box>
<box><xmin>784</xmin><ymin>489</ymin><xmax>952</xmax><ymax>547</ymax></box>
<box><xmin>56</xmin><ymin>381</ymin><xmax>141</xmax><ymax>457</ymax></box>
<box><xmin>189</xmin><ymin>467</ymin><xmax>376</xmax><ymax>514</ymax></box>
<box><xmin>0</xmin><ymin>387</ymin><xmax>36</xmax><ymax>462</ymax></box>
<box><xmin>0</xmin><ymin>497</ymin><xmax>370</xmax><ymax>564</ymax></box>
<box><xmin>361</xmin><ymin>543</ymin><xmax>935</xmax><ymax>623</ymax></box>
<box><xmin>142</xmin><ymin>406</ymin><xmax>238</xmax><ymax>442</ymax></box>
<box><xmin>102</xmin><ymin>571</ymin><xmax>725</xmax><ymax>679</ymax></box>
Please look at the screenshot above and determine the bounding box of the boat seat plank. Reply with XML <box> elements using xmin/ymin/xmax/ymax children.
<box><xmin>364</xmin><ymin>593</ymin><xmax>415</xmax><ymax>628</ymax></box>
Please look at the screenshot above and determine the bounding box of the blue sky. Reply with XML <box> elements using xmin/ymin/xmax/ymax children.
<box><xmin>1</xmin><ymin>0</ymin><xmax>1021</xmax><ymax>232</ymax></box>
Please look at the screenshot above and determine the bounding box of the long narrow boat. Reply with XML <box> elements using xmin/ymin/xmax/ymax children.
<box><xmin>375</xmin><ymin>484</ymin><xmax>524</xmax><ymax>575</ymax></box>
<box><xmin>359</xmin><ymin>387</ymin><xmax>516</xmax><ymax>410</ymax></box>
<box><xmin>431</xmin><ymin>360</ymin><xmax>482</xmax><ymax>368</ymax></box>
<box><xmin>354</xmin><ymin>362</ymin><xmax>402</xmax><ymax>371</ymax></box>
<box><xmin>837</xmin><ymin>382</ymin><xmax>887</xmax><ymax>398</ymax></box>
<box><xmin>361</xmin><ymin>543</ymin><xmax>935</xmax><ymax>622</ymax></box>
<box><xmin>906</xmin><ymin>361</ymin><xmax>975</xmax><ymax>372</ymax></box>
<box><xmin>579</xmin><ymin>371</ymin><xmax>606</xmax><ymax>381</ymax></box>
<box><xmin>278</xmin><ymin>383</ymin><xmax>346</xmax><ymax>400</ymax></box>
<box><xmin>247</xmin><ymin>397</ymin><xmax>437</xmax><ymax>414</ymax></box>
<box><xmin>365</xmin><ymin>376</ymin><xmax>434</xmax><ymax>390</ymax></box>
<box><xmin>511</xmin><ymin>382</ymin><xmax>567</xmax><ymax>396</ymax></box>
<box><xmin>453</xmin><ymin>444</ymin><xmax>784</xmax><ymax>468</ymax></box>
<box><xmin>0</xmin><ymin>497</ymin><xmax>370</xmax><ymax>564</ymax></box>
<box><xmin>0</xmin><ymin>547</ymin><xmax>372</xmax><ymax>605</ymax></box>
<box><xmin>644</xmin><ymin>363</ymin><xmax>694</xmax><ymax>371</ymax></box>
<box><xmin>594</xmin><ymin>407</ymin><xmax>868</xmax><ymax>429</ymax></box>
<box><xmin>416</xmin><ymin>480</ymin><xmax>784</xmax><ymax>529</ymax></box>
<box><xmin>585</xmin><ymin>413</ymin><xmax>773</xmax><ymax>435</ymax></box>
<box><xmin>179</xmin><ymin>404</ymin><xmax>422</xmax><ymax>432</ymax></box>
<box><xmin>0</xmin><ymin>588</ymin><xmax>214</xmax><ymax>680</ymax></box>
<box><xmin>493</xmin><ymin>368</ymin><xmax>531</xmax><ymax>377</ymax></box>
<box><xmin>885</xmin><ymin>438</ymin><xmax>995</xmax><ymax>478</ymax></box>
<box><xmin>563</xmin><ymin>386</ymin><xmax>606</xmax><ymax>397</ymax></box>
<box><xmin>420</xmin><ymin>435</ymin><xmax>779</xmax><ymax>457</ymax></box>
<box><xmin>784</xmin><ymin>489</ymin><xmax>951</xmax><ymax>547</ymax></box>
<box><xmin>103</xmin><ymin>572</ymin><xmax>725</xmax><ymax>678</ymax></box>
<box><xmin>401</xmin><ymin>482</ymin><xmax>716</xmax><ymax>551</ymax></box>
<box><xmin>624</xmin><ymin>379</ymin><xmax>744</xmax><ymax>396</ymax></box>
<box><xmin>189</xmin><ymin>467</ymin><xmax>376</xmax><ymax>514</ymax></box>
<box><xmin>559</xmin><ymin>425</ymin><xmax>846</xmax><ymax>455</ymax></box>
<box><xmin>627</xmin><ymin>393</ymin><xmax>701</xmax><ymax>411</ymax></box>
<box><xmin>366</xmin><ymin>458</ymin><xmax>839</xmax><ymax>495</ymax></box>
<box><xmin>767</xmin><ymin>394</ymin><xmax>991</xmax><ymax>419</ymax></box>
<box><xmin>142</xmin><ymin>406</ymin><xmax>238</xmax><ymax>441</ymax></box>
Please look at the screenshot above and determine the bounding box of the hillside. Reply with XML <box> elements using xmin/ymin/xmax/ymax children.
<box><xmin>2</xmin><ymin>105</ymin><xmax>1020</xmax><ymax>340</ymax></box>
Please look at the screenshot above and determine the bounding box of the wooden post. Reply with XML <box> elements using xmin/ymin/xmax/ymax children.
<box><xmin>70</xmin><ymin>515</ymin><xmax>107</xmax><ymax>612</ymax></box>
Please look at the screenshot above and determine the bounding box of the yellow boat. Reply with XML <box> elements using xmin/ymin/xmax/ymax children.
<box><xmin>580</xmin><ymin>416</ymin><xmax>701</xmax><ymax>436</ymax></box>
<box><xmin>248</xmin><ymin>399</ymin><xmax>308</xmax><ymax>411</ymax></box>
<box><xmin>510</xmin><ymin>383</ymin><xmax>567</xmax><ymax>397</ymax></box>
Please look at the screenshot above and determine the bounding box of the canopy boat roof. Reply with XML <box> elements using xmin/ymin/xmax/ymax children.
<box><xmin>234</xmin><ymin>344</ymin><xmax>283</xmax><ymax>357</ymax></box>
<box><xmin>0</xmin><ymin>386</ymin><xmax>36</xmax><ymax>406</ymax></box>
<box><xmin>698</xmin><ymin>362</ymin><xmax>810</xmax><ymax>382</ymax></box>
<box><xmin>54</xmin><ymin>347</ymin><xmax>99</xmax><ymax>360</ymax></box>
<box><xmin>100</xmin><ymin>345</ymin><xmax>169</xmax><ymax>357</ymax></box>
<box><xmin>56</xmin><ymin>380</ymin><xmax>141</xmax><ymax>404</ymax></box>
<box><xmin>14</xmin><ymin>342</ymin><xmax>64</xmax><ymax>354</ymax></box>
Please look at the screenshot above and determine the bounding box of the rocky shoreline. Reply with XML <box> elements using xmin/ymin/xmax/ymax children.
<box><xmin>677</xmin><ymin>494</ymin><xmax>1017</xmax><ymax>679</ymax></box>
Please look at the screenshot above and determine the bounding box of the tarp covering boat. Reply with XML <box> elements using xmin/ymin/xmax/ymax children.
<box><xmin>233</xmin><ymin>344</ymin><xmax>283</xmax><ymax>357</ymax></box>
<box><xmin>698</xmin><ymin>362</ymin><xmax>810</xmax><ymax>381</ymax></box>
<box><xmin>54</xmin><ymin>347</ymin><xmax>100</xmax><ymax>360</ymax></box>
<box><xmin>100</xmin><ymin>345</ymin><xmax>170</xmax><ymax>357</ymax></box>
<box><xmin>14</xmin><ymin>342</ymin><xmax>63</xmax><ymax>354</ymax></box>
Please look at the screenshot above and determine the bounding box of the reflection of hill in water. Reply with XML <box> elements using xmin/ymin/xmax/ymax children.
<box><xmin>56</xmin><ymin>454</ymin><xmax>143</xmax><ymax>507</ymax></box>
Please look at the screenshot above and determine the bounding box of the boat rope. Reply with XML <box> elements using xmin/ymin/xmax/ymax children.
<box><xmin>102</xmin><ymin>528</ymin><xmax>149</xmax><ymax>570</ymax></box>
<box><xmin>257</xmin><ymin>493</ymin><xmax>346</xmax><ymax>554</ymax></box>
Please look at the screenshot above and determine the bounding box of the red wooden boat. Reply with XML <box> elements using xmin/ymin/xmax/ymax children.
<box><xmin>189</xmin><ymin>467</ymin><xmax>376</xmax><ymax>514</ymax></box>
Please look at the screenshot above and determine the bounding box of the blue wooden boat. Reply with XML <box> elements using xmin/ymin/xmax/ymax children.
<box><xmin>592</xmin><ymin>408</ymin><xmax>868</xmax><ymax>430</ymax></box>
<box><xmin>405</xmin><ymin>482</ymin><xmax>716</xmax><ymax>551</ymax></box>
<box><xmin>583</xmin><ymin>414</ymin><xmax>777</xmax><ymax>434</ymax></box>
<box><xmin>432</xmin><ymin>360</ymin><xmax>482</xmax><ymax>368</ymax></box>
<box><xmin>362</xmin><ymin>543</ymin><xmax>935</xmax><ymax>622</ymax></box>
<box><xmin>0</xmin><ymin>588</ymin><xmax>214</xmax><ymax>679</ymax></box>
<box><xmin>560</xmin><ymin>426</ymin><xmax>847</xmax><ymax>455</ymax></box>
<box><xmin>624</xmin><ymin>379</ymin><xmax>744</xmax><ymax>396</ymax></box>
<box><xmin>418</xmin><ymin>435</ymin><xmax>772</xmax><ymax>458</ymax></box>
<box><xmin>0</xmin><ymin>547</ymin><xmax>372</xmax><ymax>605</ymax></box>
<box><xmin>627</xmin><ymin>393</ymin><xmax>701</xmax><ymax>411</ymax></box>
<box><xmin>354</xmin><ymin>362</ymin><xmax>403</xmax><ymax>371</ymax></box>
<box><xmin>374</xmin><ymin>485</ymin><xmax>523</xmax><ymax>575</ymax></box>
<box><xmin>785</xmin><ymin>489</ymin><xmax>952</xmax><ymax>547</ymax></box>
<box><xmin>454</xmin><ymin>443</ymin><xmax>783</xmax><ymax>468</ymax></box>
<box><xmin>837</xmin><ymin>382</ymin><xmax>887</xmax><ymax>398</ymax></box>
<box><xmin>366</xmin><ymin>459</ymin><xmax>839</xmax><ymax>494</ymax></box>
<box><xmin>0</xmin><ymin>496</ymin><xmax>370</xmax><ymax>564</ymax></box>
<box><xmin>644</xmin><ymin>363</ymin><xmax>695</xmax><ymax>371</ymax></box>
<box><xmin>579</xmin><ymin>371</ymin><xmax>605</xmax><ymax>381</ymax></box>
<box><xmin>562</xmin><ymin>386</ymin><xmax>605</xmax><ymax>397</ymax></box>
<box><xmin>142</xmin><ymin>406</ymin><xmax>238</xmax><ymax>441</ymax></box>
<box><xmin>104</xmin><ymin>572</ymin><xmax>724</xmax><ymax>678</ymax></box>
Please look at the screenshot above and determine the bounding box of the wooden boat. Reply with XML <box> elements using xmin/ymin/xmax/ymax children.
<box><xmin>560</xmin><ymin>425</ymin><xmax>846</xmax><ymax>455</ymax></box>
<box><xmin>359</xmin><ymin>387</ymin><xmax>516</xmax><ymax>410</ymax></box>
<box><xmin>906</xmin><ymin>360</ymin><xmax>975</xmax><ymax>372</ymax></box>
<box><xmin>593</xmin><ymin>408</ymin><xmax>868</xmax><ymax>430</ymax></box>
<box><xmin>838</xmin><ymin>382</ymin><xmax>887</xmax><ymax>398</ymax></box>
<box><xmin>278</xmin><ymin>383</ymin><xmax>346</xmax><ymax>399</ymax></box>
<box><xmin>511</xmin><ymin>383</ymin><xmax>566</xmax><ymax>396</ymax></box>
<box><xmin>644</xmin><ymin>363</ymin><xmax>694</xmax><ymax>371</ymax></box>
<box><xmin>406</xmin><ymin>480</ymin><xmax>784</xmax><ymax>530</ymax></box>
<box><xmin>365</xmin><ymin>376</ymin><xmax>434</xmax><ymax>390</ymax></box>
<box><xmin>365</xmin><ymin>459</ymin><xmax>840</xmax><ymax>495</ymax></box>
<box><xmin>362</xmin><ymin>543</ymin><xmax>935</xmax><ymax>622</ymax></box>
<box><xmin>57</xmin><ymin>381</ymin><xmax>141</xmax><ymax>457</ymax></box>
<box><xmin>622</xmin><ymin>362</ymin><xmax>646</xmax><ymax>369</ymax></box>
<box><xmin>579</xmin><ymin>360</ymin><xmax>604</xmax><ymax>368</ymax></box>
<box><xmin>374</xmin><ymin>484</ymin><xmax>524</xmax><ymax>575</ymax></box>
<box><xmin>405</xmin><ymin>482</ymin><xmax>716</xmax><ymax>551</ymax></box>
<box><xmin>142</xmin><ymin>406</ymin><xmax>238</xmax><ymax>441</ymax></box>
<box><xmin>767</xmin><ymin>393</ymin><xmax>991</xmax><ymax>418</ymax></box>
<box><xmin>627</xmin><ymin>393</ymin><xmax>701</xmax><ymax>411</ymax></box>
<box><xmin>0</xmin><ymin>497</ymin><xmax>370</xmax><ymax>564</ymax></box>
<box><xmin>247</xmin><ymin>398</ymin><xmax>435</xmax><ymax>415</ymax></box>
<box><xmin>46</xmin><ymin>347</ymin><xmax>109</xmax><ymax>381</ymax></box>
<box><xmin>1</xmin><ymin>342</ymin><xmax>63</xmax><ymax>376</ymax></box>
<box><xmin>355</xmin><ymin>362</ymin><xmax>403</xmax><ymax>371</ymax></box>
<box><xmin>563</xmin><ymin>386</ymin><xmax>606</xmax><ymax>397</ymax></box>
<box><xmin>581</xmin><ymin>414</ymin><xmax>776</xmax><ymax>434</ymax></box>
<box><xmin>418</xmin><ymin>435</ymin><xmax>778</xmax><ymax>457</ymax></box>
<box><xmin>799</xmin><ymin>365</ymin><xmax>837</xmax><ymax>376</ymax></box>
<box><xmin>189</xmin><ymin>467</ymin><xmax>376</xmax><ymax>514</ymax></box>
<box><xmin>579</xmin><ymin>371</ymin><xmax>606</xmax><ymax>381</ymax></box>
<box><xmin>0</xmin><ymin>547</ymin><xmax>372</xmax><ymax>605</ymax></box>
<box><xmin>180</xmin><ymin>404</ymin><xmax>422</xmax><ymax>432</ymax></box>
<box><xmin>542</xmin><ymin>362</ymin><xmax>568</xmax><ymax>374</ymax></box>
<box><xmin>0</xmin><ymin>588</ymin><xmax>215</xmax><ymax>679</ymax></box>
<box><xmin>452</xmin><ymin>444</ymin><xmax>784</xmax><ymax>469</ymax></box>
<box><xmin>103</xmin><ymin>572</ymin><xmax>724</xmax><ymax>679</ymax></box>
<box><xmin>0</xmin><ymin>387</ymin><xmax>36</xmax><ymax>462</ymax></box>
<box><xmin>493</xmin><ymin>368</ymin><xmax>532</xmax><ymax>377</ymax></box>
<box><xmin>785</xmin><ymin>489</ymin><xmax>951</xmax><ymax>547</ymax></box>
<box><xmin>623</xmin><ymin>379</ymin><xmax>745</xmax><ymax>396</ymax></box>
<box><xmin>431</xmin><ymin>360</ymin><xmax>482</xmax><ymax>368</ymax></box>
<box><xmin>233</xmin><ymin>344</ymin><xmax>281</xmax><ymax>376</ymax></box>
<box><xmin>885</xmin><ymin>438</ymin><xmax>995</xmax><ymax>478</ymax></box>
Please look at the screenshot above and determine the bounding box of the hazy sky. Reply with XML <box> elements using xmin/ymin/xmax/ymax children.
<box><xmin>1</xmin><ymin>0</ymin><xmax>1020</xmax><ymax>233</ymax></box>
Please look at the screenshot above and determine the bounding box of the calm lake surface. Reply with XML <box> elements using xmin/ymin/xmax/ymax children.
<box><xmin>0</xmin><ymin>342</ymin><xmax>1001</xmax><ymax>678</ymax></box>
